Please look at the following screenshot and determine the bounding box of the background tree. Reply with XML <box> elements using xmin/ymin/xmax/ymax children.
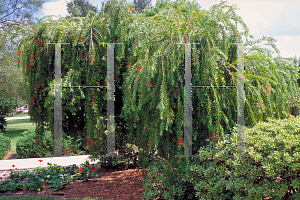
<box><xmin>0</xmin><ymin>0</ymin><xmax>46</xmax><ymax>32</ymax></box>
<box><xmin>133</xmin><ymin>0</ymin><xmax>152</xmax><ymax>13</ymax></box>
<box><xmin>66</xmin><ymin>0</ymin><xmax>99</xmax><ymax>18</ymax></box>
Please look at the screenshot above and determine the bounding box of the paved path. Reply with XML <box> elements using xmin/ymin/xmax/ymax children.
<box><xmin>5</xmin><ymin>116</ymin><xmax>31</xmax><ymax>120</ymax></box>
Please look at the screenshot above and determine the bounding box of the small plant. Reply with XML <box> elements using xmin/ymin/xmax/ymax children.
<box><xmin>0</xmin><ymin>161</ymin><xmax>99</xmax><ymax>193</ymax></box>
<box><xmin>0</xmin><ymin>132</ymin><xmax>11</xmax><ymax>159</ymax></box>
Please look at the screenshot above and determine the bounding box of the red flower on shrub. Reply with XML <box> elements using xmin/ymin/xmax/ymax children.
<box><xmin>75</xmin><ymin>36</ymin><xmax>78</xmax><ymax>40</ymax></box>
<box><xmin>39</xmin><ymin>40</ymin><xmax>42</xmax><ymax>46</ymax></box>
<box><xmin>188</xmin><ymin>20</ymin><xmax>192</xmax><ymax>24</ymax></box>
<box><xmin>260</xmin><ymin>103</ymin><xmax>264</xmax><ymax>108</ymax></box>
<box><xmin>80</xmin><ymin>52</ymin><xmax>83</xmax><ymax>58</ymax></box>
<box><xmin>32</xmin><ymin>97</ymin><xmax>35</xmax><ymax>103</ymax></box>
<box><xmin>51</xmin><ymin>132</ymin><xmax>53</xmax><ymax>136</ymax></box>
<box><xmin>178</xmin><ymin>138</ymin><xmax>182</xmax><ymax>146</ymax></box>
<box><xmin>18</xmin><ymin>50</ymin><xmax>22</xmax><ymax>56</ymax></box>
<box><xmin>79</xmin><ymin>37</ymin><xmax>82</xmax><ymax>42</ymax></box>
<box><xmin>26</xmin><ymin>64</ymin><xmax>29</xmax><ymax>69</ymax></box>
<box><xmin>134</xmin><ymin>41</ymin><xmax>137</xmax><ymax>44</ymax></box>
<box><xmin>147</xmin><ymin>82</ymin><xmax>151</xmax><ymax>88</ymax></box>
<box><xmin>137</xmin><ymin>65</ymin><xmax>141</xmax><ymax>72</ymax></box>
<box><xmin>92</xmin><ymin>101</ymin><xmax>94</xmax><ymax>105</ymax></box>
<box><xmin>35</xmin><ymin>85</ymin><xmax>38</xmax><ymax>90</ymax></box>
<box><xmin>35</xmin><ymin>51</ymin><xmax>38</xmax><ymax>57</ymax></box>
<box><xmin>112</xmin><ymin>38</ymin><xmax>115</xmax><ymax>42</ymax></box>
<box><xmin>35</xmin><ymin>140</ymin><xmax>38</xmax><ymax>144</ymax></box>
<box><xmin>129</xmin><ymin>7</ymin><xmax>132</xmax><ymax>12</ymax></box>
<box><xmin>149</xmin><ymin>141</ymin><xmax>153</xmax><ymax>147</ymax></box>
<box><xmin>184</xmin><ymin>39</ymin><xmax>188</xmax><ymax>43</ymax></box>
<box><xmin>287</xmin><ymin>115</ymin><xmax>290</xmax><ymax>119</ymax></box>
<box><xmin>212</xmin><ymin>133</ymin><xmax>216</xmax><ymax>140</ymax></box>
<box><xmin>91</xmin><ymin>57</ymin><xmax>95</xmax><ymax>62</ymax></box>
<box><xmin>91</xmin><ymin>167</ymin><xmax>95</xmax><ymax>171</ymax></box>
<box><xmin>79</xmin><ymin>168</ymin><xmax>82</xmax><ymax>173</ymax></box>
<box><xmin>88</xmin><ymin>140</ymin><xmax>92</xmax><ymax>146</ymax></box>
<box><xmin>17</xmin><ymin>59</ymin><xmax>20</xmax><ymax>63</ymax></box>
<box><xmin>33</xmin><ymin>29</ymin><xmax>36</xmax><ymax>33</ymax></box>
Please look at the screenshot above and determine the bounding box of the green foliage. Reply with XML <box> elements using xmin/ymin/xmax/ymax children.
<box><xmin>66</xmin><ymin>0</ymin><xmax>98</xmax><ymax>18</ymax></box>
<box><xmin>0</xmin><ymin>97</ymin><xmax>21</xmax><ymax>116</ymax></box>
<box><xmin>15</xmin><ymin>129</ymin><xmax>73</xmax><ymax>159</ymax></box>
<box><xmin>0</xmin><ymin>160</ymin><xmax>98</xmax><ymax>193</ymax></box>
<box><xmin>0</xmin><ymin>132</ymin><xmax>11</xmax><ymax>159</ymax></box>
<box><xmin>186</xmin><ymin>115</ymin><xmax>300</xmax><ymax>199</ymax></box>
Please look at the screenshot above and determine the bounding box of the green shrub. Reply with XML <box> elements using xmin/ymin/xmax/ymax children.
<box><xmin>0</xmin><ymin>133</ymin><xmax>11</xmax><ymax>159</ymax></box>
<box><xmin>187</xmin><ymin>115</ymin><xmax>300</xmax><ymax>199</ymax></box>
<box><xmin>0</xmin><ymin>115</ymin><xmax>7</xmax><ymax>133</ymax></box>
<box><xmin>16</xmin><ymin>129</ymin><xmax>73</xmax><ymax>159</ymax></box>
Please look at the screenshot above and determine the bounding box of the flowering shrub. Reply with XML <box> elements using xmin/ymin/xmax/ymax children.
<box><xmin>187</xmin><ymin>115</ymin><xmax>300</xmax><ymax>199</ymax></box>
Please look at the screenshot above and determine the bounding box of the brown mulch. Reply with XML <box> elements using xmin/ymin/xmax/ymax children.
<box><xmin>1</xmin><ymin>166</ymin><xmax>146</xmax><ymax>199</ymax></box>
<box><xmin>1</xmin><ymin>151</ymin><xmax>147</xmax><ymax>199</ymax></box>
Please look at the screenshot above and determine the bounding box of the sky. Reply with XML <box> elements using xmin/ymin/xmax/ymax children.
<box><xmin>40</xmin><ymin>0</ymin><xmax>300</xmax><ymax>60</ymax></box>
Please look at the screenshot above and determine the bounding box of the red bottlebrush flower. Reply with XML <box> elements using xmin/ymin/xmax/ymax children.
<box><xmin>147</xmin><ymin>81</ymin><xmax>151</xmax><ymax>88</ymax></box>
<box><xmin>287</xmin><ymin>115</ymin><xmax>290</xmax><ymax>119</ymax></box>
<box><xmin>134</xmin><ymin>41</ymin><xmax>137</xmax><ymax>44</ymax></box>
<box><xmin>32</xmin><ymin>97</ymin><xmax>35</xmax><ymax>103</ymax></box>
<box><xmin>79</xmin><ymin>37</ymin><xmax>82</xmax><ymax>41</ymax></box>
<box><xmin>188</xmin><ymin>20</ymin><xmax>192</xmax><ymax>24</ymax></box>
<box><xmin>38</xmin><ymin>82</ymin><xmax>39</xmax><ymax>86</ymax></box>
<box><xmin>212</xmin><ymin>133</ymin><xmax>216</xmax><ymax>140</ymax></box>
<box><xmin>35</xmin><ymin>51</ymin><xmax>38</xmax><ymax>57</ymax></box>
<box><xmin>75</xmin><ymin>36</ymin><xmax>78</xmax><ymax>40</ymax></box>
<box><xmin>112</xmin><ymin>38</ymin><xmax>115</xmax><ymax>42</ymax></box>
<box><xmin>12</xmin><ymin>165</ymin><xmax>15</xmax><ymax>168</ymax></box>
<box><xmin>91</xmin><ymin>57</ymin><xmax>95</xmax><ymax>62</ymax></box>
<box><xmin>149</xmin><ymin>141</ymin><xmax>153</xmax><ymax>147</ymax></box>
<box><xmin>35</xmin><ymin>85</ymin><xmax>38</xmax><ymax>90</ymax></box>
<box><xmin>88</xmin><ymin>140</ymin><xmax>92</xmax><ymax>146</ymax></box>
<box><xmin>35</xmin><ymin>140</ymin><xmax>38</xmax><ymax>144</ymax></box>
<box><xmin>17</xmin><ymin>59</ymin><xmax>20</xmax><ymax>63</ymax></box>
<box><xmin>91</xmin><ymin>167</ymin><xmax>95</xmax><ymax>171</ymax></box>
<box><xmin>260</xmin><ymin>103</ymin><xmax>264</xmax><ymax>108</ymax></box>
<box><xmin>26</xmin><ymin>64</ymin><xmax>29</xmax><ymax>69</ymax></box>
<box><xmin>128</xmin><ymin>63</ymin><xmax>131</xmax><ymax>67</ymax></box>
<box><xmin>33</xmin><ymin>29</ymin><xmax>36</xmax><ymax>33</ymax></box>
<box><xmin>178</xmin><ymin>138</ymin><xmax>182</xmax><ymax>146</ymax></box>
<box><xmin>137</xmin><ymin>65</ymin><xmax>141</xmax><ymax>72</ymax></box>
<box><xmin>184</xmin><ymin>38</ymin><xmax>188</xmax><ymax>43</ymax></box>
<box><xmin>51</xmin><ymin>132</ymin><xmax>53</xmax><ymax>136</ymax></box>
<box><xmin>38</xmin><ymin>160</ymin><xmax>43</xmax><ymax>162</ymax></box>
<box><xmin>80</xmin><ymin>52</ymin><xmax>83</xmax><ymax>58</ymax></box>
<box><xmin>18</xmin><ymin>50</ymin><xmax>22</xmax><ymax>56</ymax></box>
<box><xmin>129</xmin><ymin>7</ymin><xmax>132</xmax><ymax>12</ymax></box>
<box><xmin>39</xmin><ymin>40</ymin><xmax>42</xmax><ymax>46</ymax></box>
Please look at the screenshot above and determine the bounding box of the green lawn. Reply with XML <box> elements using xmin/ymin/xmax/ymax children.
<box><xmin>2</xmin><ymin>117</ymin><xmax>36</xmax><ymax>152</ymax></box>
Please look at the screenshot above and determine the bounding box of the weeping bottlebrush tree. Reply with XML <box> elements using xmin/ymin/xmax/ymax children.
<box><xmin>4</xmin><ymin>0</ymin><xmax>300</xmax><ymax>198</ymax></box>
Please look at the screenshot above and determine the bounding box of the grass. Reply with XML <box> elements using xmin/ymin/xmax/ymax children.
<box><xmin>2</xmin><ymin>117</ymin><xmax>36</xmax><ymax>152</ymax></box>
<box><xmin>0</xmin><ymin>196</ymin><xmax>107</xmax><ymax>200</ymax></box>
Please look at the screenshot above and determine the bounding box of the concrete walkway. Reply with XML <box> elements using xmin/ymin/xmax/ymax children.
<box><xmin>5</xmin><ymin>116</ymin><xmax>31</xmax><ymax>120</ymax></box>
